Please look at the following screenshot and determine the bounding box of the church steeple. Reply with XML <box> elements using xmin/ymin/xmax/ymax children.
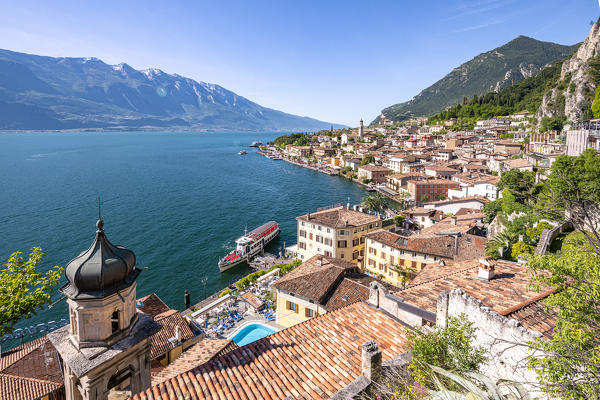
<box><xmin>48</xmin><ymin>214</ymin><xmax>160</xmax><ymax>400</ymax></box>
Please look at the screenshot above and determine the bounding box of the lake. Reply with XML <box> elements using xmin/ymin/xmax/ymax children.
<box><xmin>0</xmin><ymin>131</ymin><xmax>367</xmax><ymax>348</ymax></box>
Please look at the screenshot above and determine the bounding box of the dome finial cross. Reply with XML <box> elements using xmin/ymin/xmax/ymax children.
<box><xmin>97</xmin><ymin>196</ymin><xmax>104</xmax><ymax>231</ymax></box>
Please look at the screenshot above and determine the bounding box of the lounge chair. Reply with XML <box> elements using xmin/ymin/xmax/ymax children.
<box><xmin>267</xmin><ymin>315</ymin><xmax>276</xmax><ymax>321</ymax></box>
<box><xmin>264</xmin><ymin>310</ymin><xmax>273</xmax><ymax>318</ymax></box>
<box><xmin>213</xmin><ymin>326</ymin><xmax>223</xmax><ymax>335</ymax></box>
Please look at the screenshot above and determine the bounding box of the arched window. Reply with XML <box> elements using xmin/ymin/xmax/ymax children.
<box><xmin>111</xmin><ymin>310</ymin><xmax>120</xmax><ymax>333</ymax></box>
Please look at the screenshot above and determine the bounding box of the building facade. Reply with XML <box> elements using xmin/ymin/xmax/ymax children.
<box><xmin>296</xmin><ymin>205</ymin><xmax>389</xmax><ymax>261</ymax></box>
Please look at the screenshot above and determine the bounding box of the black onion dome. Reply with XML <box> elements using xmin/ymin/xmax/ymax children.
<box><xmin>60</xmin><ymin>219</ymin><xmax>141</xmax><ymax>299</ymax></box>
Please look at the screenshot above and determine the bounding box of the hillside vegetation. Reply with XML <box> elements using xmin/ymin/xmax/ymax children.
<box><xmin>374</xmin><ymin>36</ymin><xmax>577</xmax><ymax>123</ymax></box>
<box><xmin>427</xmin><ymin>60</ymin><xmax>566</xmax><ymax>129</ymax></box>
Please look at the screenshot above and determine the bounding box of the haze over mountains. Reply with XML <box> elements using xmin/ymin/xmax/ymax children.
<box><xmin>0</xmin><ymin>49</ymin><xmax>343</xmax><ymax>132</ymax></box>
<box><xmin>374</xmin><ymin>36</ymin><xmax>578</xmax><ymax>123</ymax></box>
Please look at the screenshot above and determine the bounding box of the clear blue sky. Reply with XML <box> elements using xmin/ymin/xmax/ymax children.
<box><xmin>0</xmin><ymin>0</ymin><xmax>597</xmax><ymax>126</ymax></box>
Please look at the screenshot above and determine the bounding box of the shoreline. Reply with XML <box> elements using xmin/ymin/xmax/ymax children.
<box><xmin>259</xmin><ymin>147</ymin><xmax>404</xmax><ymax>207</ymax></box>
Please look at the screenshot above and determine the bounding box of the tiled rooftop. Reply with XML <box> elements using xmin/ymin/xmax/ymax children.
<box><xmin>296</xmin><ymin>206</ymin><xmax>381</xmax><ymax>228</ymax></box>
<box><xmin>138</xmin><ymin>293</ymin><xmax>171</xmax><ymax>318</ymax></box>
<box><xmin>151</xmin><ymin>339</ymin><xmax>237</xmax><ymax>385</ymax></box>
<box><xmin>150</xmin><ymin>309</ymin><xmax>196</xmax><ymax>359</ymax></box>
<box><xmin>324</xmin><ymin>274</ymin><xmax>398</xmax><ymax>311</ymax></box>
<box><xmin>501</xmin><ymin>290</ymin><xmax>557</xmax><ymax>339</ymax></box>
<box><xmin>272</xmin><ymin>255</ymin><xmax>357</xmax><ymax>303</ymax></box>
<box><xmin>397</xmin><ymin>259</ymin><xmax>548</xmax><ymax>316</ymax></box>
<box><xmin>0</xmin><ymin>337</ymin><xmax>64</xmax><ymax>400</ymax></box>
<box><xmin>365</xmin><ymin>229</ymin><xmax>486</xmax><ymax>261</ymax></box>
<box><xmin>131</xmin><ymin>301</ymin><xmax>408</xmax><ymax>400</ymax></box>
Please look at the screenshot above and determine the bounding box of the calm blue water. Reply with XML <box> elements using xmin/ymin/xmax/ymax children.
<box><xmin>0</xmin><ymin>131</ymin><xmax>367</xmax><ymax>348</ymax></box>
<box><xmin>232</xmin><ymin>323</ymin><xmax>277</xmax><ymax>346</ymax></box>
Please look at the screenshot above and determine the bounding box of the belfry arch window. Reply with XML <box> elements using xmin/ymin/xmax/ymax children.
<box><xmin>111</xmin><ymin>310</ymin><xmax>120</xmax><ymax>333</ymax></box>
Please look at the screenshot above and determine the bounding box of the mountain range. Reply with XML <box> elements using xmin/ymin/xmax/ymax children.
<box><xmin>373</xmin><ymin>36</ymin><xmax>578</xmax><ymax>123</ymax></box>
<box><xmin>0</xmin><ymin>49</ymin><xmax>342</xmax><ymax>132</ymax></box>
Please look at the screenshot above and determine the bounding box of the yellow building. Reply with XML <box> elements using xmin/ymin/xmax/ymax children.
<box><xmin>296</xmin><ymin>205</ymin><xmax>393</xmax><ymax>262</ymax></box>
<box><xmin>363</xmin><ymin>229</ymin><xmax>486</xmax><ymax>287</ymax></box>
<box><xmin>271</xmin><ymin>255</ymin><xmax>396</xmax><ymax>328</ymax></box>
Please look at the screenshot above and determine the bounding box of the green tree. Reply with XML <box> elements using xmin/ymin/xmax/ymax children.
<box><xmin>497</xmin><ymin>169</ymin><xmax>536</xmax><ymax>203</ymax></box>
<box><xmin>0</xmin><ymin>247</ymin><xmax>63</xmax><ymax>336</ymax></box>
<box><xmin>406</xmin><ymin>315</ymin><xmax>487</xmax><ymax>390</ymax></box>
<box><xmin>528</xmin><ymin>232</ymin><xmax>600</xmax><ymax>399</ymax></box>
<box><xmin>359</xmin><ymin>154</ymin><xmax>375</xmax><ymax>166</ymax></box>
<box><xmin>524</xmin><ymin>150</ymin><xmax>600</xmax><ymax>398</ymax></box>
<box><xmin>536</xmin><ymin>149</ymin><xmax>600</xmax><ymax>254</ymax></box>
<box><xmin>361</xmin><ymin>193</ymin><xmax>386</xmax><ymax>213</ymax></box>
<box><xmin>592</xmin><ymin>86</ymin><xmax>600</xmax><ymax>119</ymax></box>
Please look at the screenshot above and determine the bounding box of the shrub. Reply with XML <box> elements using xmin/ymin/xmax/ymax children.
<box><xmin>393</xmin><ymin>215</ymin><xmax>405</xmax><ymax>226</ymax></box>
<box><xmin>362</xmin><ymin>178</ymin><xmax>372</xmax><ymax>184</ymax></box>
<box><xmin>511</xmin><ymin>241</ymin><xmax>534</xmax><ymax>259</ymax></box>
<box><xmin>406</xmin><ymin>315</ymin><xmax>487</xmax><ymax>390</ymax></box>
<box><xmin>526</xmin><ymin>221</ymin><xmax>553</xmax><ymax>242</ymax></box>
<box><xmin>219</xmin><ymin>289</ymin><xmax>231</xmax><ymax>297</ymax></box>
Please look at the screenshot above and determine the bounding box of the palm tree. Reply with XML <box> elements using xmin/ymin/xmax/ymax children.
<box><xmin>361</xmin><ymin>193</ymin><xmax>386</xmax><ymax>213</ymax></box>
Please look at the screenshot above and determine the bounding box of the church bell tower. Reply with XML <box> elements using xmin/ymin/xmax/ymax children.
<box><xmin>49</xmin><ymin>218</ymin><xmax>160</xmax><ymax>400</ymax></box>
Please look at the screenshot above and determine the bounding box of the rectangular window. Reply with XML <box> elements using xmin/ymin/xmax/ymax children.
<box><xmin>327</xmin><ymin>228</ymin><xmax>330</xmax><ymax>233</ymax></box>
<box><xmin>287</xmin><ymin>301</ymin><xmax>297</xmax><ymax>312</ymax></box>
<box><xmin>369</xmin><ymin>258</ymin><xmax>375</xmax><ymax>267</ymax></box>
<box><xmin>337</xmin><ymin>240</ymin><xmax>347</xmax><ymax>248</ymax></box>
<box><xmin>318</xmin><ymin>226</ymin><xmax>322</xmax><ymax>231</ymax></box>
<box><xmin>325</xmin><ymin>250</ymin><xmax>332</xmax><ymax>257</ymax></box>
<box><xmin>299</xmin><ymin>242</ymin><xmax>306</xmax><ymax>250</ymax></box>
<box><xmin>299</xmin><ymin>230</ymin><xmax>306</xmax><ymax>238</ymax></box>
<box><xmin>353</xmin><ymin>238</ymin><xmax>359</xmax><ymax>246</ymax></box>
<box><xmin>382</xmin><ymin>252</ymin><xmax>387</xmax><ymax>260</ymax></box>
<box><xmin>305</xmin><ymin>308</ymin><xmax>314</xmax><ymax>318</ymax></box>
<box><xmin>309</xmin><ymin>233</ymin><xmax>313</xmax><ymax>240</ymax></box>
<box><xmin>353</xmin><ymin>251</ymin><xmax>359</xmax><ymax>260</ymax></box>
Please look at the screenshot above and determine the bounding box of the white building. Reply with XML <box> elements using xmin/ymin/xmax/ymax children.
<box><xmin>448</xmin><ymin>179</ymin><xmax>500</xmax><ymax>201</ymax></box>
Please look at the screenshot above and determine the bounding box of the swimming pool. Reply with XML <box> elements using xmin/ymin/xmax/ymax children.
<box><xmin>232</xmin><ymin>323</ymin><xmax>277</xmax><ymax>346</ymax></box>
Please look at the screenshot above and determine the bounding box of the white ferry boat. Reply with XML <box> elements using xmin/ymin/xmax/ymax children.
<box><xmin>218</xmin><ymin>221</ymin><xmax>280</xmax><ymax>272</ymax></box>
<box><xmin>249</xmin><ymin>141</ymin><xmax>263</xmax><ymax>147</ymax></box>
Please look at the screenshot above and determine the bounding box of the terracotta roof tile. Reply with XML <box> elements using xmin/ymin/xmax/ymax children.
<box><xmin>398</xmin><ymin>259</ymin><xmax>549</xmax><ymax>315</ymax></box>
<box><xmin>131</xmin><ymin>301</ymin><xmax>408</xmax><ymax>400</ymax></box>
<box><xmin>152</xmin><ymin>339</ymin><xmax>237</xmax><ymax>385</ymax></box>
<box><xmin>138</xmin><ymin>293</ymin><xmax>171</xmax><ymax>318</ymax></box>
<box><xmin>0</xmin><ymin>337</ymin><xmax>64</xmax><ymax>400</ymax></box>
<box><xmin>151</xmin><ymin>310</ymin><xmax>196</xmax><ymax>359</ymax></box>
<box><xmin>297</xmin><ymin>206</ymin><xmax>381</xmax><ymax>228</ymax></box>
<box><xmin>365</xmin><ymin>229</ymin><xmax>486</xmax><ymax>261</ymax></box>
<box><xmin>324</xmin><ymin>274</ymin><xmax>398</xmax><ymax>311</ymax></box>
<box><xmin>272</xmin><ymin>255</ymin><xmax>357</xmax><ymax>303</ymax></box>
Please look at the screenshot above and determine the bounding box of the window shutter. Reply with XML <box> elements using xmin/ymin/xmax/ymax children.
<box><xmin>295</xmin><ymin>304</ymin><xmax>299</xmax><ymax>313</ymax></box>
<box><xmin>286</xmin><ymin>301</ymin><xmax>291</xmax><ymax>310</ymax></box>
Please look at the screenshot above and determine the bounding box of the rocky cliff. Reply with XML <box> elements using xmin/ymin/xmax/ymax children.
<box><xmin>538</xmin><ymin>21</ymin><xmax>600</xmax><ymax>122</ymax></box>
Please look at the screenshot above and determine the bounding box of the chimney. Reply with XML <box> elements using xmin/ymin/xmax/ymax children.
<box><xmin>451</xmin><ymin>215</ymin><xmax>457</xmax><ymax>225</ymax></box>
<box><xmin>478</xmin><ymin>258</ymin><xmax>495</xmax><ymax>281</ymax></box>
<box><xmin>361</xmin><ymin>340</ymin><xmax>382</xmax><ymax>382</ymax></box>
